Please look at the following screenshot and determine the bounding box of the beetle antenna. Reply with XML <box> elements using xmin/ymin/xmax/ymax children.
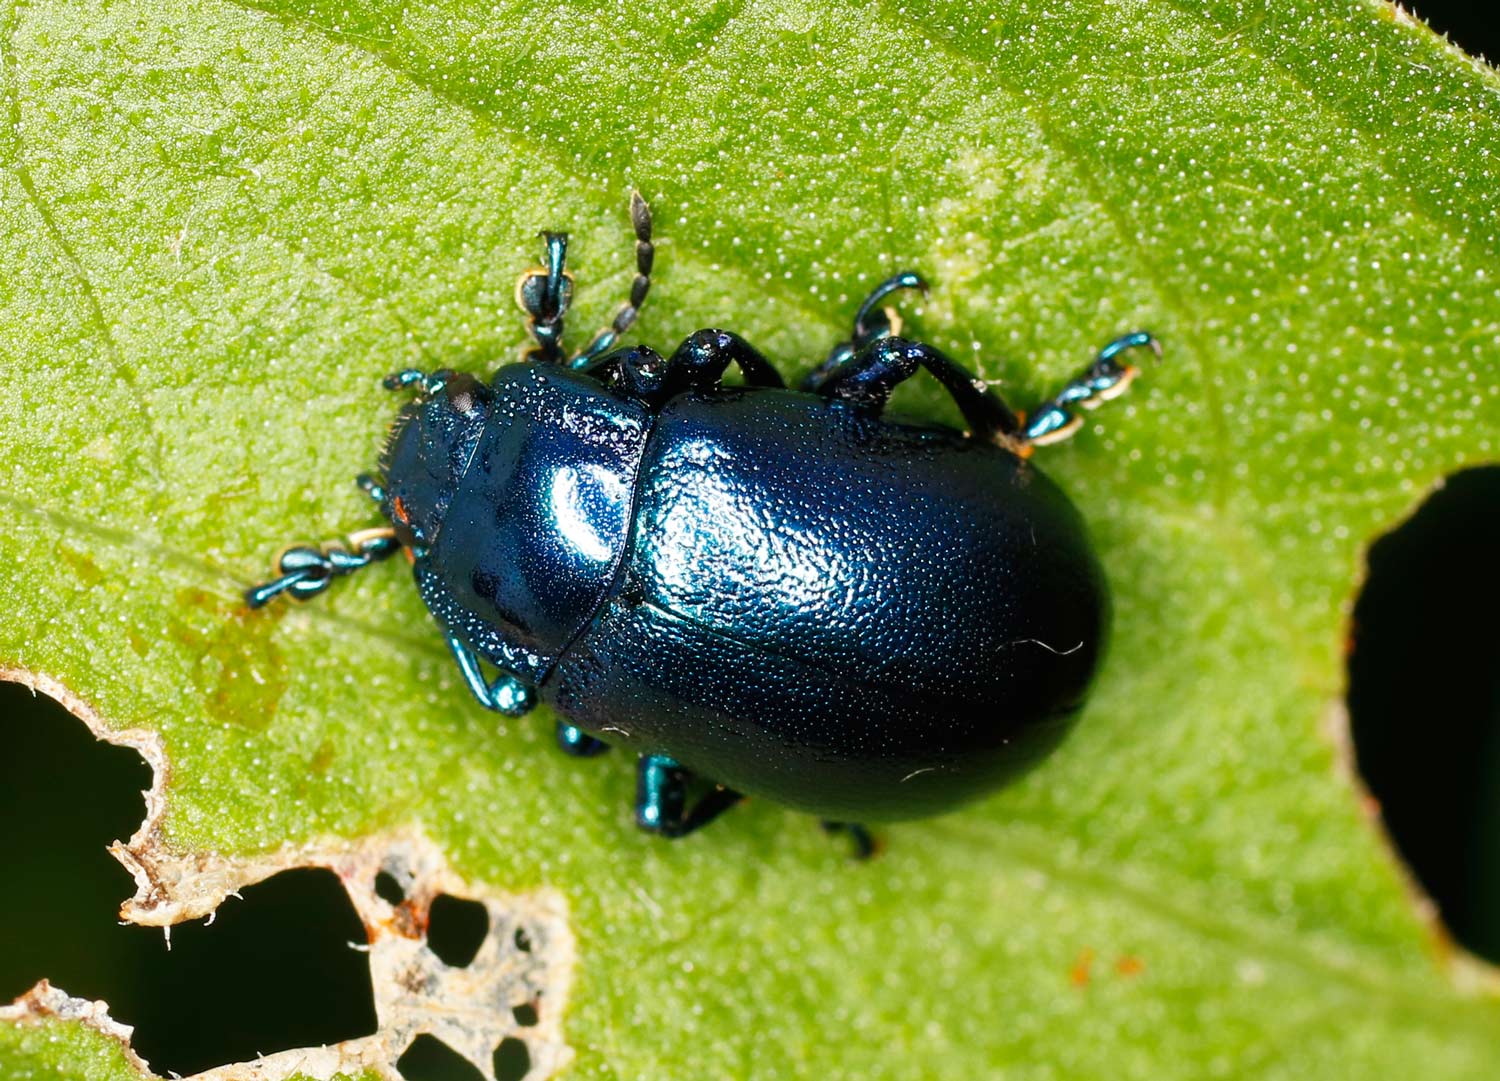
<box><xmin>244</xmin><ymin>527</ymin><xmax>401</xmax><ymax>609</ymax></box>
<box><xmin>571</xmin><ymin>191</ymin><xmax>655</xmax><ymax>367</ymax></box>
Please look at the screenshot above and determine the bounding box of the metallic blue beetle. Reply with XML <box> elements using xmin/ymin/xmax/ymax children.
<box><xmin>247</xmin><ymin>194</ymin><xmax>1158</xmax><ymax>849</ymax></box>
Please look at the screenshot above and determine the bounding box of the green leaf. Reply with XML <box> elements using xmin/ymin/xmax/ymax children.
<box><xmin>3</xmin><ymin>0</ymin><xmax>1499</xmax><ymax>1077</ymax></box>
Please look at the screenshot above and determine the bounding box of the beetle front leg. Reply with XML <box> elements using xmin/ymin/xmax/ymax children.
<box><xmin>445</xmin><ymin>633</ymin><xmax>536</xmax><ymax>716</ymax></box>
<box><xmin>515</xmin><ymin>232</ymin><xmax>573</xmax><ymax>365</ymax></box>
<box><xmin>381</xmin><ymin>368</ymin><xmax>453</xmax><ymax>394</ymax></box>
<box><xmin>635</xmin><ymin>754</ymin><xmax>744</xmax><ymax>838</ymax></box>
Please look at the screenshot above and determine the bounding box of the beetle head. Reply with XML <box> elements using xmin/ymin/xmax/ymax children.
<box><xmin>377</xmin><ymin>371</ymin><xmax>490</xmax><ymax>554</ymax></box>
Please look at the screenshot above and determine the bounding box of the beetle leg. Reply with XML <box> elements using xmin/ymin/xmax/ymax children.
<box><xmin>578</xmin><ymin>345</ymin><xmax>670</xmax><ymax>401</ymax></box>
<box><xmin>802</xmin><ymin>271</ymin><xmax>928</xmax><ymax>392</ymax></box>
<box><xmin>1019</xmin><ymin>331</ymin><xmax>1161</xmax><ymax>449</ymax></box>
<box><xmin>445</xmin><ymin>633</ymin><xmax>537</xmax><ymax>716</ymax></box>
<box><xmin>820</xmin><ymin>820</ymin><xmax>880</xmax><ymax>860</ymax></box>
<box><xmin>244</xmin><ymin>527</ymin><xmax>401</xmax><ymax>608</ymax></box>
<box><xmin>515</xmin><ymin>232</ymin><xmax>573</xmax><ymax>365</ymax></box>
<box><xmin>571</xmin><ymin>191</ymin><xmax>655</xmax><ymax>368</ymax></box>
<box><xmin>556</xmin><ymin>720</ymin><xmax>609</xmax><ymax>757</ymax></box>
<box><xmin>635</xmin><ymin>754</ymin><xmax>745</xmax><ymax>838</ymax></box>
<box><xmin>381</xmin><ymin>368</ymin><xmax>453</xmax><ymax>395</ymax></box>
<box><xmin>815</xmin><ymin>336</ymin><xmax>1025</xmax><ymax>448</ymax></box>
<box><xmin>659</xmin><ymin>329</ymin><xmax>785</xmax><ymax>398</ymax></box>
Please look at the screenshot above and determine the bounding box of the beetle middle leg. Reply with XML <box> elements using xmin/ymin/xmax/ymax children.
<box><xmin>802</xmin><ymin>271</ymin><xmax>928</xmax><ymax>392</ymax></box>
<box><xmin>581</xmin><ymin>330</ymin><xmax>786</xmax><ymax>404</ymax></box>
<box><xmin>556</xmin><ymin>720</ymin><xmax>609</xmax><ymax>757</ymax></box>
<box><xmin>660</xmin><ymin>328</ymin><xmax>786</xmax><ymax>395</ymax></box>
<box><xmin>814</xmin><ymin>336</ymin><xmax>1025</xmax><ymax>448</ymax></box>
<box><xmin>635</xmin><ymin>754</ymin><xmax>745</xmax><ymax>838</ymax></box>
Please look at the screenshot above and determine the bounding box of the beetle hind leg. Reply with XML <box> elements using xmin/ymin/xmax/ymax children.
<box><xmin>821</xmin><ymin>820</ymin><xmax>880</xmax><ymax>860</ymax></box>
<box><xmin>635</xmin><ymin>754</ymin><xmax>744</xmax><ymax>838</ymax></box>
<box><xmin>1020</xmin><ymin>331</ymin><xmax>1161</xmax><ymax>449</ymax></box>
<box><xmin>815</xmin><ymin>336</ymin><xmax>1024</xmax><ymax>448</ymax></box>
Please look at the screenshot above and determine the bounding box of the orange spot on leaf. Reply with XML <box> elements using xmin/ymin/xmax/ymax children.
<box><xmin>1070</xmin><ymin>947</ymin><xmax>1095</xmax><ymax>988</ymax></box>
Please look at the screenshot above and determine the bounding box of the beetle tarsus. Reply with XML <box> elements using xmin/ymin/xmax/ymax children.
<box><xmin>1019</xmin><ymin>331</ymin><xmax>1160</xmax><ymax>448</ymax></box>
<box><xmin>516</xmin><ymin>232</ymin><xmax>573</xmax><ymax>365</ymax></box>
<box><xmin>851</xmin><ymin>271</ymin><xmax>928</xmax><ymax>348</ymax></box>
<box><xmin>803</xmin><ymin>271</ymin><xmax>929</xmax><ymax>391</ymax></box>
<box><xmin>355</xmin><ymin>473</ymin><xmax>385</xmax><ymax>503</ymax></box>
<box><xmin>382</xmin><ymin>368</ymin><xmax>452</xmax><ymax>395</ymax></box>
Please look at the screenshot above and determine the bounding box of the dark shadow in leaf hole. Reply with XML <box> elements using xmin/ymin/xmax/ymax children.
<box><xmin>1402</xmin><ymin>0</ymin><xmax>1500</xmax><ymax>64</ymax></box>
<box><xmin>494</xmin><ymin>1035</ymin><xmax>532</xmax><ymax>1081</ymax></box>
<box><xmin>428</xmin><ymin>893</ymin><xmax>490</xmax><ymax>967</ymax></box>
<box><xmin>397</xmin><ymin>1033</ymin><xmax>487</xmax><ymax>1081</ymax></box>
<box><xmin>376</xmin><ymin>868</ymin><xmax>407</xmax><ymax>905</ymax></box>
<box><xmin>1348</xmin><ymin>466</ymin><xmax>1500</xmax><ymax>964</ymax></box>
<box><xmin>0</xmin><ymin>682</ymin><xmax>378</xmax><ymax>1076</ymax></box>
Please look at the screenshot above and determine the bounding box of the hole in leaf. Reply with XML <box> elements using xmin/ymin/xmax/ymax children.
<box><xmin>427</xmin><ymin>893</ymin><xmax>490</xmax><ymax>967</ymax></box>
<box><xmin>493</xmin><ymin>1035</ymin><xmax>532</xmax><ymax>1081</ymax></box>
<box><xmin>512</xmin><ymin>999</ymin><xmax>540</xmax><ymax>1027</ymax></box>
<box><xmin>376</xmin><ymin>869</ymin><xmax>406</xmax><ymax>905</ymax></box>
<box><xmin>514</xmin><ymin>926</ymin><xmax>533</xmax><ymax>952</ymax></box>
<box><xmin>397</xmin><ymin>1033</ymin><xmax>487</xmax><ymax>1081</ymax></box>
<box><xmin>0</xmin><ymin>682</ymin><xmax>379</xmax><ymax>1075</ymax></box>
<box><xmin>1402</xmin><ymin>0</ymin><xmax>1500</xmax><ymax>63</ymax></box>
<box><xmin>1348</xmin><ymin>466</ymin><xmax>1500</xmax><ymax>964</ymax></box>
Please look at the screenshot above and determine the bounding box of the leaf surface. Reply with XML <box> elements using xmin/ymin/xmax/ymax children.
<box><xmin>2</xmin><ymin>0</ymin><xmax>1498</xmax><ymax>1077</ymax></box>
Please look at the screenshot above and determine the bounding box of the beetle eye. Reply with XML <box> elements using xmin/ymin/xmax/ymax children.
<box><xmin>444</xmin><ymin>372</ymin><xmax>490</xmax><ymax>418</ymax></box>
